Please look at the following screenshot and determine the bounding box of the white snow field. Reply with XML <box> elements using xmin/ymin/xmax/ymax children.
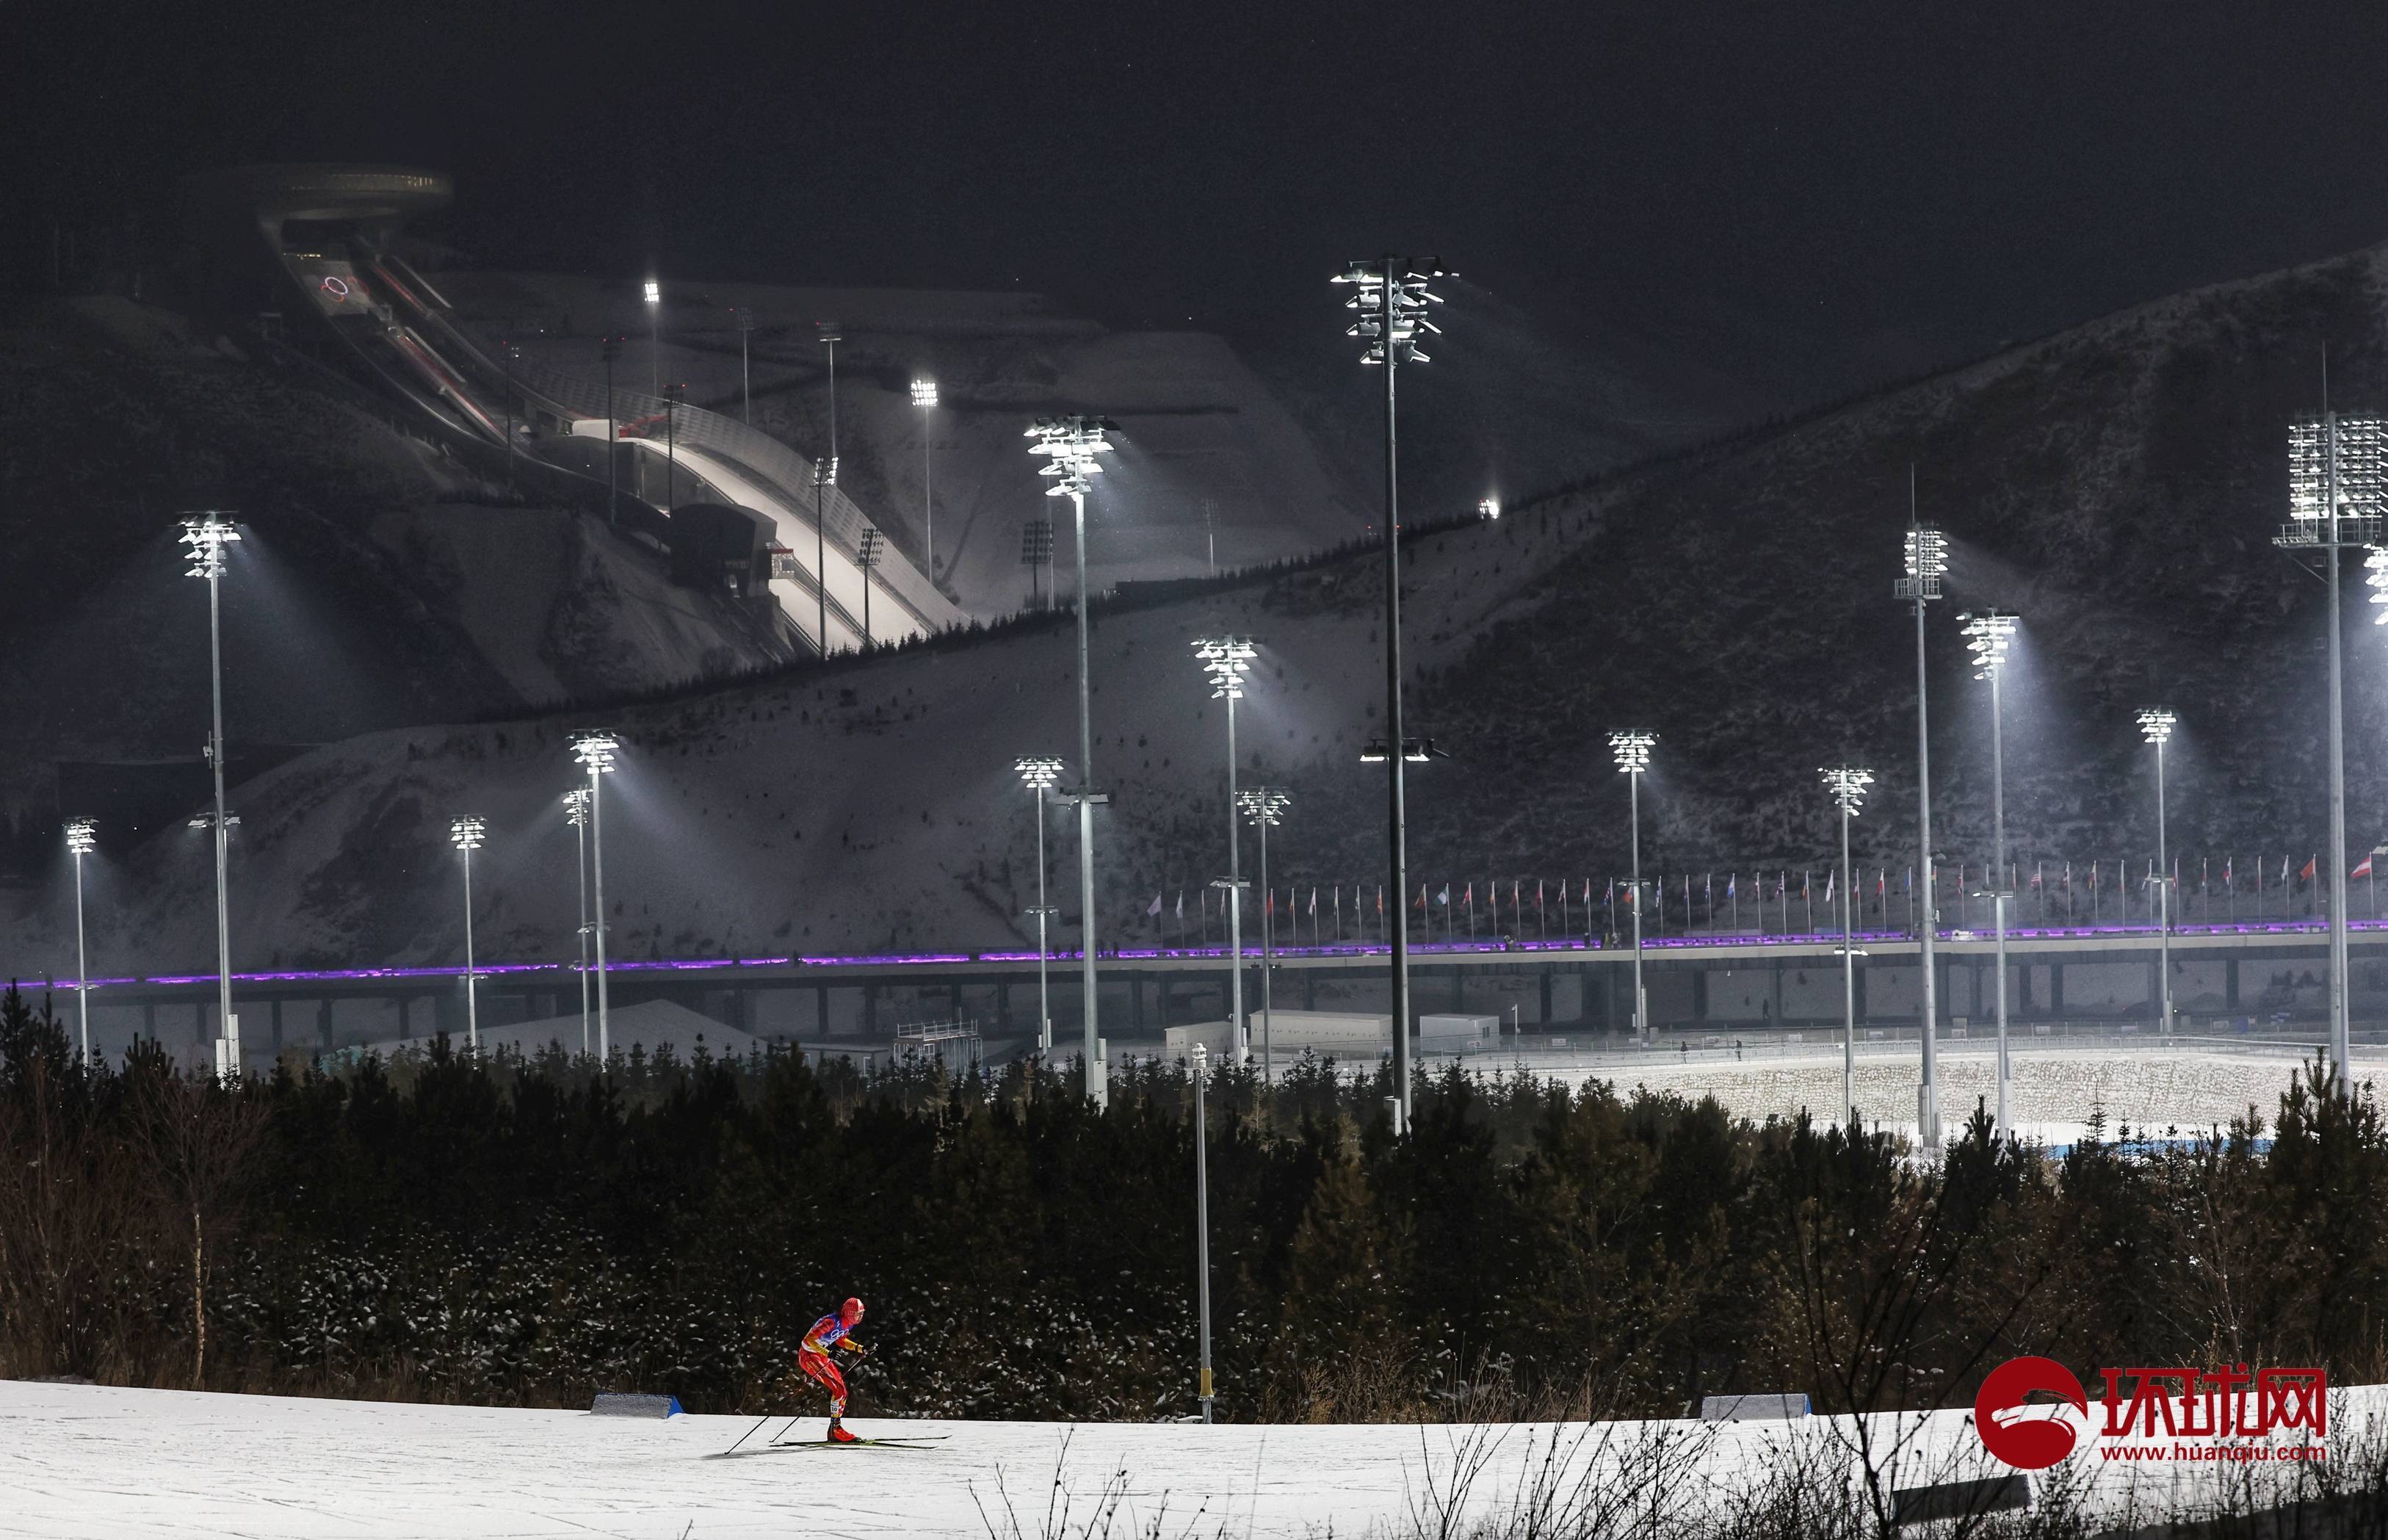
<box><xmin>1</xmin><ymin>1381</ymin><xmax>2376</xmax><ymax>1539</ymax></box>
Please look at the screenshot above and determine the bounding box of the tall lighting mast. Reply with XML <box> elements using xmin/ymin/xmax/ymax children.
<box><xmin>571</xmin><ymin>732</ymin><xmax>618</xmax><ymax>1059</ymax></box>
<box><xmin>449</xmin><ymin>817</ymin><xmax>486</xmax><ymax>1052</ymax></box>
<box><xmin>2138</xmin><ymin>708</ymin><xmax>2178</xmax><ymax>1044</ymax></box>
<box><xmin>1237</xmin><ymin>786</ymin><xmax>1292</xmax><ymax>1079</ymax></box>
<box><xmin>2280</xmin><ymin>411</ymin><xmax>2384</xmax><ymax>1091</ymax></box>
<box><xmin>563</xmin><ymin>789</ymin><xmax>593</xmax><ymax>1055</ymax></box>
<box><xmin>912</xmin><ymin>378</ymin><xmax>939</xmax><ymax>577</ymax></box>
<box><xmin>64</xmin><ymin>819</ymin><xmax>96</xmax><ymax>1064</ymax></box>
<box><xmin>1195</xmin><ymin>637</ymin><xmax>1256</xmax><ymax>1060</ymax></box>
<box><xmin>1820</xmin><ymin>767</ymin><xmax>1873</xmax><ymax>1126</ymax></box>
<box><xmin>1961</xmin><ymin>610</ymin><xmax>2019</xmax><ymax>1138</ymax></box>
<box><xmin>181</xmin><ymin>512</ymin><xmax>242</xmax><ymax>1078</ymax></box>
<box><xmin>1334</xmin><ymin>255</ymin><xmax>1447</xmax><ymax>1136</ymax></box>
<box><xmin>1015</xmin><ymin>756</ymin><xmax>1065</xmax><ymax>1052</ymax></box>
<box><xmin>1609</xmin><ymin>731</ymin><xmax>1656</xmax><ymax>1041</ymax></box>
<box><xmin>1894</xmin><ymin>516</ymin><xmax>1948</xmax><ymax>1154</ymax></box>
<box><xmin>1026</xmin><ymin>415</ymin><xmax>1118</xmax><ymax>1105</ymax></box>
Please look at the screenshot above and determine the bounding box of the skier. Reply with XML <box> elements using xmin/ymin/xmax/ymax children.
<box><xmin>798</xmin><ymin>1296</ymin><xmax>869</xmax><ymax>1442</ymax></box>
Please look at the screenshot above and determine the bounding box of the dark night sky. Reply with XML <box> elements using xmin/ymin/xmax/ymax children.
<box><xmin>18</xmin><ymin>1</ymin><xmax>2388</xmax><ymax>402</ymax></box>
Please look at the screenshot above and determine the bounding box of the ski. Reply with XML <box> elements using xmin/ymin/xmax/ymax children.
<box><xmin>764</xmin><ymin>1436</ymin><xmax>945</xmax><ymax>1451</ymax></box>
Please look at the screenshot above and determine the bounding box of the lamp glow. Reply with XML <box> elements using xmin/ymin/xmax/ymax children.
<box><xmin>1820</xmin><ymin>765</ymin><xmax>1873</xmax><ymax>814</ymax></box>
<box><xmin>1193</xmin><ymin>636</ymin><xmax>1254</xmax><ymax>700</ymax></box>
<box><xmin>911</xmin><ymin>379</ymin><xmax>938</xmax><ymax>408</ymax></box>
<box><xmin>1478</xmin><ymin>496</ymin><xmax>1500</xmax><ymax>521</ymax></box>
<box><xmin>1609</xmin><ymin>730</ymin><xmax>1655</xmax><ymax>775</ymax></box>
<box><xmin>1959</xmin><ymin>609</ymin><xmax>2018</xmax><ymax>679</ymax></box>
<box><xmin>2138</xmin><ymin>706</ymin><xmax>2177</xmax><ymax>745</ymax></box>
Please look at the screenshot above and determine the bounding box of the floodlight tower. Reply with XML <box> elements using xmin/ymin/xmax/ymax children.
<box><xmin>2279</xmin><ymin>412</ymin><xmax>2385</xmax><ymax>1091</ymax></box>
<box><xmin>571</xmin><ymin>732</ymin><xmax>618</xmax><ymax>1059</ymax></box>
<box><xmin>811</xmin><ymin>457</ymin><xmax>836</xmax><ymax>655</ymax></box>
<box><xmin>1334</xmin><ymin>255</ymin><xmax>1448</xmax><ymax>1135</ymax></box>
<box><xmin>1609</xmin><ymin>731</ymin><xmax>1656</xmax><ymax>1041</ymax></box>
<box><xmin>858</xmin><ymin>527</ymin><xmax>885</xmax><ymax>644</ymax></box>
<box><xmin>1961</xmin><ymin>609</ymin><xmax>2019</xmax><ymax>1138</ymax></box>
<box><xmin>1015</xmin><ymin>756</ymin><xmax>1065</xmax><ymax>1052</ymax></box>
<box><xmin>1191</xmin><ymin>1040</ymin><xmax>1215</xmax><ymax>1424</ymax></box>
<box><xmin>643</xmin><ymin>278</ymin><xmax>661</xmax><ymax>397</ymax></box>
<box><xmin>1477</xmin><ymin>496</ymin><xmax>1500</xmax><ymax>521</ymax></box>
<box><xmin>1895</xmin><ymin>516</ymin><xmax>1948</xmax><ymax>1154</ymax></box>
<box><xmin>2139</xmin><ymin>708</ymin><xmax>2178</xmax><ymax>1044</ymax></box>
<box><xmin>734</xmin><ymin>307</ymin><xmax>756</xmax><ymax>423</ymax></box>
<box><xmin>1820</xmin><ymin>767</ymin><xmax>1873</xmax><ymax>1126</ymax></box>
<box><xmin>1195</xmin><ymin>637</ymin><xmax>1257</xmax><ymax>1059</ymax></box>
<box><xmin>64</xmin><ymin>819</ymin><xmax>95</xmax><ymax>1063</ymax></box>
<box><xmin>563</xmin><ymin>789</ymin><xmax>593</xmax><ymax>1055</ymax></box>
<box><xmin>912</xmin><ymin>379</ymin><xmax>939</xmax><ymax>576</ymax></box>
<box><xmin>1026</xmin><ymin>415</ymin><xmax>1118</xmax><ymax>1104</ymax></box>
<box><xmin>1237</xmin><ymin>787</ymin><xmax>1292</xmax><ymax>1079</ymax></box>
<box><xmin>449</xmin><ymin>817</ymin><xmax>486</xmax><ymax>1052</ymax></box>
<box><xmin>181</xmin><ymin>512</ymin><xmax>241</xmax><ymax>1072</ymax></box>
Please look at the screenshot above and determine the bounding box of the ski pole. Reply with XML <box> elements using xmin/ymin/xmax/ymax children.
<box><xmin>721</xmin><ymin>1414</ymin><xmax>774</xmax><ymax>1457</ymax></box>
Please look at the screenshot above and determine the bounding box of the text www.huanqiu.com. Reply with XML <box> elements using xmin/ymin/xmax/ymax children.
<box><xmin>2102</xmin><ymin>1443</ymin><xmax>2326</xmax><ymax>1463</ymax></box>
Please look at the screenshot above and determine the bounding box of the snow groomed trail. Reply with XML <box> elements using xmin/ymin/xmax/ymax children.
<box><xmin>1</xmin><ymin>1381</ymin><xmax>2378</xmax><ymax>1538</ymax></box>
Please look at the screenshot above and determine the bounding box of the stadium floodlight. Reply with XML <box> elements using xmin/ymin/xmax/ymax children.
<box><xmin>1961</xmin><ymin>609</ymin><xmax>2022</xmax><ymax>1138</ymax></box>
<box><xmin>857</xmin><ymin>527</ymin><xmax>886</xmax><ymax>644</ymax></box>
<box><xmin>181</xmin><ymin>510</ymin><xmax>242</xmax><ymax>1079</ymax></box>
<box><xmin>1237</xmin><ymin>786</ymin><xmax>1293</xmax><ymax>1078</ymax></box>
<box><xmin>1027</xmin><ymin>415</ymin><xmax>1122</xmax><ymax>1105</ymax></box>
<box><xmin>2276</xmin><ymin>413</ymin><xmax>2385</xmax><ymax>1091</ymax></box>
<box><xmin>1195</xmin><ymin>637</ymin><xmax>1259</xmax><ymax>1062</ymax></box>
<box><xmin>2138</xmin><ymin>706</ymin><xmax>2179</xmax><ymax>1047</ymax></box>
<box><xmin>449</xmin><ymin>817</ymin><xmax>487</xmax><ymax>1052</ymax></box>
<box><xmin>643</xmin><ymin>278</ymin><xmax>661</xmax><ymax>396</ymax></box>
<box><xmin>563</xmin><ymin>789</ymin><xmax>593</xmax><ymax>1055</ymax></box>
<box><xmin>1015</xmin><ymin>756</ymin><xmax>1067</xmax><ymax>1052</ymax></box>
<box><xmin>912</xmin><ymin>379</ymin><xmax>939</xmax><ymax>576</ymax></box>
<box><xmin>1333</xmin><ymin>256</ymin><xmax>1451</xmax><ymax>1136</ymax></box>
<box><xmin>1191</xmin><ymin>1040</ymin><xmax>1215</xmax><ymax>1425</ymax></box>
<box><xmin>1478</xmin><ymin>496</ymin><xmax>1500</xmax><ymax>521</ymax></box>
<box><xmin>571</xmin><ymin>732</ymin><xmax>619</xmax><ymax>1060</ymax></box>
<box><xmin>1894</xmin><ymin>502</ymin><xmax>1948</xmax><ymax>1154</ymax></box>
<box><xmin>1820</xmin><ymin>767</ymin><xmax>1873</xmax><ymax>1124</ymax></box>
<box><xmin>1609</xmin><ymin>731</ymin><xmax>1657</xmax><ymax>1041</ymax></box>
<box><xmin>734</xmin><ymin>306</ymin><xmax>756</xmax><ymax>423</ymax></box>
<box><xmin>64</xmin><ymin>819</ymin><xmax>96</xmax><ymax>1063</ymax></box>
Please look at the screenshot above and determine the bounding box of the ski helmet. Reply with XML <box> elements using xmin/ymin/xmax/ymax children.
<box><xmin>840</xmin><ymin>1297</ymin><xmax>864</xmax><ymax>1325</ymax></box>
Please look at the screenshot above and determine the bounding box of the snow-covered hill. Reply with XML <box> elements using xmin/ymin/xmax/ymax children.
<box><xmin>12</xmin><ymin>239</ymin><xmax>2388</xmax><ymax>976</ymax></box>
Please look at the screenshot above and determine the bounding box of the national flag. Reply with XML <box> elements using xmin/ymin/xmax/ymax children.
<box><xmin>2223</xmin><ymin>856</ymin><xmax>2233</xmax><ymax>886</ymax></box>
<box><xmin>2356</xmin><ymin>854</ymin><xmax>2376</xmax><ymax>881</ymax></box>
<box><xmin>1439</xmin><ymin>883</ymin><xmax>1451</xmax><ymax>906</ymax></box>
<box><xmin>1147</xmin><ymin>891</ymin><xmax>1162</xmax><ymax>917</ymax></box>
<box><xmin>1725</xmin><ymin>874</ymin><xmax>1737</xmax><ymax>898</ymax></box>
<box><xmin>1462</xmin><ymin>881</ymin><xmax>1472</xmax><ymax>906</ymax></box>
<box><xmin>1264</xmin><ymin>889</ymin><xmax>1274</xmax><ymax>917</ymax></box>
<box><xmin>2299</xmin><ymin>856</ymin><xmax>2317</xmax><ymax>884</ymax></box>
<box><xmin>1416</xmin><ymin>884</ymin><xmax>1428</xmax><ymax>910</ymax></box>
<box><xmin>2282</xmin><ymin>856</ymin><xmax>2293</xmax><ymax>888</ymax></box>
<box><xmin>1308</xmin><ymin>887</ymin><xmax>1317</xmax><ymax>916</ymax></box>
<box><xmin>1175</xmin><ymin>890</ymin><xmax>1185</xmax><ymax>919</ymax></box>
<box><xmin>1376</xmin><ymin>885</ymin><xmax>1384</xmax><ymax>915</ymax></box>
<box><xmin>1823</xmin><ymin>870</ymin><xmax>1834</xmax><ymax>903</ymax></box>
<box><xmin>1537</xmin><ymin>878</ymin><xmax>1546</xmax><ymax>911</ymax></box>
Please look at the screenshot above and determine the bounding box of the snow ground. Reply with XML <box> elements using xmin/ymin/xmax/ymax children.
<box><xmin>1</xmin><ymin>1381</ymin><xmax>2373</xmax><ymax>1539</ymax></box>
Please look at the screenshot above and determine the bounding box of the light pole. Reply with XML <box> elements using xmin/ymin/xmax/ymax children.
<box><xmin>1961</xmin><ymin>610</ymin><xmax>2019</xmax><ymax>1138</ymax></box>
<box><xmin>2140</xmin><ymin>708</ymin><xmax>2178</xmax><ymax>1042</ymax></box>
<box><xmin>563</xmin><ymin>789</ymin><xmax>592</xmax><ymax>1055</ymax></box>
<box><xmin>1610</xmin><ymin>731</ymin><xmax>1655</xmax><ymax>1042</ymax></box>
<box><xmin>571</xmin><ymin>732</ymin><xmax>618</xmax><ymax>1060</ymax></box>
<box><xmin>1895</xmin><ymin>517</ymin><xmax>1949</xmax><ymax>1154</ymax></box>
<box><xmin>812</xmin><ymin>456</ymin><xmax>836</xmax><ymax>655</ymax></box>
<box><xmin>1238</xmin><ymin>787</ymin><xmax>1291</xmax><ymax>1081</ymax></box>
<box><xmin>2279</xmin><ymin>413</ymin><xmax>2382</xmax><ymax>1091</ymax></box>
<box><xmin>662</xmin><ymin>380</ymin><xmax>682</xmax><ymax>513</ymax></box>
<box><xmin>449</xmin><ymin>816</ymin><xmax>485</xmax><ymax>1052</ymax></box>
<box><xmin>501</xmin><ymin>340</ymin><xmax>519</xmax><ymax>488</ymax></box>
<box><xmin>64</xmin><ymin>819</ymin><xmax>95</xmax><ymax>1064</ymax></box>
<box><xmin>1016</xmin><ymin>756</ymin><xmax>1065</xmax><ymax>1052</ymax></box>
<box><xmin>1820</xmin><ymin>767</ymin><xmax>1873</xmax><ymax>1127</ymax></box>
<box><xmin>912</xmin><ymin>378</ymin><xmax>938</xmax><ymax>577</ymax></box>
<box><xmin>1191</xmin><ymin>1040</ymin><xmax>1214</xmax><ymax>1424</ymax></box>
<box><xmin>1026</xmin><ymin>416</ymin><xmax>1118</xmax><ymax>1105</ymax></box>
<box><xmin>858</xmin><ymin>527</ymin><xmax>884</xmax><ymax>646</ymax></box>
<box><xmin>181</xmin><ymin>512</ymin><xmax>241</xmax><ymax>1076</ymax></box>
<box><xmin>601</xmin><ymin>336</ymin><xmax>620</xmax><ymax>527</ymax></box>
<box><xmin>1334</xmin><ymin>255</ymin><xmax>1447</xmax><ymax>1136</ymax></box>
<box><xmin>643</xmin><ymin>278</ymin><xmax>660</xmax><ymax>398</ymax></box>
<box><xmin>734</xmin><ymin>307</ymin><xmax>756</xmax><ymax>423</ymax></box>
<box><xmin>819</xmin><ymin>319</ymin><xmax>842</xmax><ymax>460</ymax></box>
<box><xmin>1195</xmin><ymin>637</ymin><xmax>1256</xmax><ymax>1060</ymax></box>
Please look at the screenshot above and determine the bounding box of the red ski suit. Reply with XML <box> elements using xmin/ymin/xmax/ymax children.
<box><xmin>799</xmin><ymin>1312</ymin><xmax>863</xmax><ymax>1415</ymax></box>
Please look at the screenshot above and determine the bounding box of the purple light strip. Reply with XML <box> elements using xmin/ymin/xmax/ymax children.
<box><xmin>32</xmin><ymin>917</ymin><xmax>2378</xmax><ymax>992</ymax></box>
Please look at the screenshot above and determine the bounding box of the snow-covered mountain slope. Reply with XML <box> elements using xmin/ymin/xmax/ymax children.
<box><xmin>12</xmin><ymin>239</ymin><xmax>2388</xmax><ymax>976</ymax></box>
<box><xmin>0</xmin><ymin>297</ymin><xmax>794</xmax><ymax>816</ymax></box>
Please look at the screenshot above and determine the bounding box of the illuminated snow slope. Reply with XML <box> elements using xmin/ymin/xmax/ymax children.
<box><xmin>1</xmin><ymin>1381</ymin><xmax>2376</xmax><ymax>1539</ymax></box>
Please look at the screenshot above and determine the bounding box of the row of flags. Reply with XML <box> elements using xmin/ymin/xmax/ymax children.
<box><xmin>1131</xmin><ymin>856</ymin><xmax>2378</xmax><ymax>934</ymax></box>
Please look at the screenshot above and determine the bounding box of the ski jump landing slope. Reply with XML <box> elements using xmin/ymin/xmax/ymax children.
<box><xmin>2</xmin><ymin>1381</ymin><xmax>2377</xmax><ymax>1539</ymax></box>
